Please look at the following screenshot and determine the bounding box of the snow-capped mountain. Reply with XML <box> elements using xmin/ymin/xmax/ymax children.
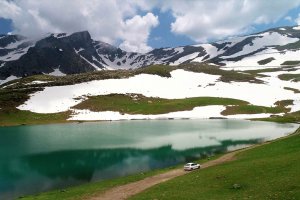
<box><xmin>1</xmin><ymin>26</ymin><xmax>300</xmax><ymax>82</ymax></box>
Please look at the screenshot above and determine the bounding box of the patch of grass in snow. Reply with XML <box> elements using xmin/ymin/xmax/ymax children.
<box><xmin>257</xmin><ymin>57</ymin><xmax>275</xmax><ymax>65</ymax></box>
<box><xmin>275</xmin><ymin>99</ymin><xmax>294</xmax><ymax>107</ymax></box>
<box><xmin>72</xmin><ymin>94</ymin><xmax>248</xmax><ymax>115</ymax></box>
<box><xmin>284</xmin><ymin>87</ymin><xmax>300</xmax><ymax>93</ymax></box>
<box><xmin>131</xmin><ymin>128</ymin><xmax>300</xmax><ymax>200</ymax></box>
<box><xmin>222</xmin><ymin>105</ymin><xmax>289</xmax><ymax>116</ymax></box>
<box><xmin>276</xmin><ymin>39</ymin><xmax>300</xmax><ymax>51</ymax></box>
<box><xmin>281</xmin><ymin>60</ymin><xmax>300</xmax><ymax>66</ymax></box>
<box><xmin>244</xmin><ymin>66</ymin><xmax>298</xmax><ymax>75</ymax></box>
<box><xmin>180</xmin><ymin>63</ymin><xmax>262</xmax><ymax>83</ymax></box>
<box><xmin>278</xmin><ymin>73</ymin><xmax>300</xmax><ymax>82</ymax></box>
<box><xmin>135</xmin><ymin>65</ymin><xmax>174</xmax><ymax>77</ymax></box>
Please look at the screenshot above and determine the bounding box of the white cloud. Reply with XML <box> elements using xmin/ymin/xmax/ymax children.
<box><xmin>159</xmin><ymin>0</ymin><xmax>300</xmax><ymax>42</ymax></box>
<box><xmin>1</xmin><ymin>0</ymin><xmax>300</xmax><ymax>50</ymax></box>
<box><xmin>295</xmin><ymin>14</ymin><xmax>300</xmax><ymax>25</ymax></box>
<box><xmin>284</xmin><ymin>16</ymin><xmax>293</xmax><ymax>22</ymax></box>
<box><xmin>0</xmin><ymin>0</ymin><xmax>157</xmax><ymax>53</ymax></box>
<box><xmin>120</xmin><ymin>13</ymin><xmax>159</xmax><ymax>53</ymax></box>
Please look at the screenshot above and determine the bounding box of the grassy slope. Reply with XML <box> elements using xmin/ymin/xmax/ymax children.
<box><xmin>0</xmin><ymin>88</ymin><xmax>70</xmax><ymax>126</ymax></box>
<box><xmin>73</xmin><ymin>94</ymin><xmax>248</xmax><ymax>115</ymax></box>
<box><xmin>21</xmin><ymin>168</ymin><xmax>169</xmax><ymax>200</ymax></box>
<box><xmin>284</xmin><ymin>87</ymin><xmax>300</xmax><ymax>94</ymax></box>
<box><xmin>0</xmin><ymin>64</ymin><xmax>298</xmax><ymax>126</ymax></box>
<box><xmin>0</xmin><ymin>110</ymin><xmax>70</xmax><ymax>126</ymax></box>
<box><xmin>21</xmin><ymin>155</ymin><xmax>222</xmax><ymax>200</ymax></box>
<box><xmin>257</xmin><ymin>111</ymin><xmax>300</xmax><ymax>124</ymax></box>
<box><xmin>278</xmin><ymin>73</ymin><xmax>300</xmax><ymax>82</ymax></box>
<box><xmin>131</xmin><ymin>128</ymin><xmax>300</xmax><ymax>200</ymax></box>
<box><xmin>221</xmin><ymin>105</ymin><xmax>289</xmax><ymax>116</ymax></box>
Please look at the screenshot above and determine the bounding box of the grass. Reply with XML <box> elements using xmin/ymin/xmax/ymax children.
<box><xmin>73</xmin><ymin>94</ymin><xmax>292</xmax><ymax>116</ymax></box>
<box><xmin>180</xmin><ymin>63</ymin><xmax>262</xmax><ymax>83</ymax></box>
<box><xmin>131</xmin><ymin>128</ymin><xmax>300</xmax><ymax>200</ymax></box>
<box><xmin>281</xmin><ymin>60</ymin><xmax>300</xmax><ymax>66</ymax></box>
<box><xmin>21</xmin><ymin>154</ymin><xmax>222</xmax><ymax>200</ymax></box>
<box><xmin>244</xmin><ymin>65</ymin><xmax>298</xmax><ymax>75</ymax></box>
<box><xmin>284</xmin><ymin>87</ymin><xmax>300</xmax><ymax>93</ymax></box>
<box><xmin>73</xmin><ymin>94</ymin><xmax>249</xmax><ymax>115</ymax></box>
<box><xmin>221</xmin><ymin>104</ymin><xmax>290</xmax><ymax>116</ymax></box>
<box><xmin>275</xmin><ymin>99</ymin><xmax>294</xmax><ymax>107</ymax></box>
<box><xmin>21</xmin><ymin>167</ymin><xmax>171</xmax><ymax>200</ymax></box>
<box><xmin>256</xmin><ymin>111</ymin><xmax>300</xmax><ymax>124</ymax></box>
<box><xmin>257</xmin><ymin>57</ymin><xmax>275</xmax><ymax>65</ymax></box>
<box><xmin>135</xmin><ymin>65</ymin><xmax>174</xmax><ymax>77</ymax></box>
<box><xmin>278</xmin><ymin>73</ymin><xmax>300</xmax><ymax>82</ymax></box>
<box><xmin>0</xmin><ymin>109</ymin><xmax>70</xmax><ymax>126</ymax></box>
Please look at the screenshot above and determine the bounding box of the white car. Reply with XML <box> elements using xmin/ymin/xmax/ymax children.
<box><xmin>184</xmin><ymin>162</ymin><xmax>201</xmax><ymax>171</ymax></box>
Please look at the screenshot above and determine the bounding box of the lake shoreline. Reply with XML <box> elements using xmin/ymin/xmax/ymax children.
<box><xmin>21</xmin><ymin>127</ymin><xmax>300</xmax><ymax>200</ymax></box>
<box><xmin>1</xmin><ymin>115</ymin><xmax>299</xmax><ymax>128</ymax></box>
<box><xmin>0</xmin><ymin>119</ymin><xmax>298</xmax><ymax>199</ymax></box>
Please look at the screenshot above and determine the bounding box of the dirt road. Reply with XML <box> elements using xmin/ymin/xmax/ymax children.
<box><xmin>88</xmin><ymin>150</ymin><xmax>239</xmax><ymax>200</ymax></box>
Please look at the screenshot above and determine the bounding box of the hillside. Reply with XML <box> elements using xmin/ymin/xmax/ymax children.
<box><xmin>2</xmin><ymin>26</ymin><xmax>300</xmax><ymax>84</ymax></box>
<box><xmin>0</xmin><ymin>64</ymin><xmax>300</xmax><ymax>126</ymax></box>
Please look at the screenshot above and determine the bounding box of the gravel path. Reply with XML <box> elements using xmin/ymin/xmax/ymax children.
<box><xmin>89</xmin><ymin>150</ymin><xmax>240</xmax><ymax>200</ymax></box>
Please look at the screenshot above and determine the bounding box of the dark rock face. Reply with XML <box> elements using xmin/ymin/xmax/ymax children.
<box><xmin>1</xmin><ymin>26</ymin><xmax>300</xmax><ymax>80</ymax></box>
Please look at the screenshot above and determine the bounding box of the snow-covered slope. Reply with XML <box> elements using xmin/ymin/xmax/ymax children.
<box><xmin>1</xmin><ymin>26</ymin><xmax>300</xmax><ymax>82</ymax></box>
<box><xmin>17</xmin><ymin>68</ymin><xmax>300</xmax><ymax>120</ymax></box>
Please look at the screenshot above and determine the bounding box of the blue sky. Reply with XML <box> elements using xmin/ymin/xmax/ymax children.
<box><xmin>1</xmin><ymin>1</ymin><xmax>300</xmax><ymax>51</ymax></box>
<box><xmin>0</xmin><ymin>18</ymin><xmax>13</xmax><ymax>35</ymax></box>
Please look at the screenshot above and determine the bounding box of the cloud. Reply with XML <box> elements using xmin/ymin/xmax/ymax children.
<box><xmin>295</xmin><ymin>14</ymin><xmax>300</xmax><ymax>25</ymax></box>
<box><xmin>0</xmin><ymin>0</ymin><xmax>157</xmax><ymax>53</ymax></box>
<box><xmin>119</xmin><ymin>13</ymin><xmax>159</xmax><ymax>53</ymax></box>
<box><xmin>159</xmin><ymin>0</ymin><xmax>300</xmax><ymax>42</ymax></box>
<box><xmin>1</xmin><ymin>0</ymin><xmax>300</xmax><ymax>50</ymax></box>
<box><xmin>285</xmin><ymin>16</ymin><xmax>293</xmax><ymax>22</ymax></box>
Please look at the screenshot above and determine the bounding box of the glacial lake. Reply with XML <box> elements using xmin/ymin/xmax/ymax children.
<box><xmin>0</xmin><ymin>119</ymin><xmax>298</xmax><ymax>199</ymax></box>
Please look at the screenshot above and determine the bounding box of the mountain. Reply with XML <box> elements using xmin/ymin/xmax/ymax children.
<box><xmin>1</xmin><ymin>26</ymin><xmax>300</xmax><ymax>83</ymax></box>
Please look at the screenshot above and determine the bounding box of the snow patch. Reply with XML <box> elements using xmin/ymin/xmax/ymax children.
<box><xmin>68</xmin><ymin>106</ymin><xmax>275</xmax><ymax>121</ymax></box>
<box><xmin>289</xmin><ymin>100</ymin><xmax>300</xmax><ymax>113</ymax></box>
<box><xmin>0</xmin><ymin>45</ymin><xmax>33</xmax><ymax>61</ymax></box>
<box><xmin>222</xmin><ymin>32</ymin><xmax>298</xmax><ymax>59</ymax></box>
<box><xmin>74</xmin><ymin>48</ymin><xmax>84</xmax><ymax>53</ymax></box>
<box><xmin>170</xmin><ymin>52</ymin><xmax>199</xmax><ymax>66</ymax></box>
<box><xmin>293</xmin><ymin>26</ymin><xmax>300</xmax><ymax>30</ymax></box>
<box><xmin>193</xmin><ymin>44</ymin><xmax>224</xmax><ymax>62</ymax></box>
<box><xmin>52</xmin><ymin>33</ymin><xmax>72</xmax><ymax>38</ymax></box>
<box><xmin>74</xmin><ymin>48</ymin><xmax>101</xmax><ymax>70</ymax></box>
<box><xmin>223</xmin><ymin>48</ymin><xmax>300</xmax><ymax>67</ymax></box>
<box><xmin>29</xmin><ymin>81</ymin><xmax>50</xmax><ymax>85</ymax></box>
<box><xmin>0</xmin><ymin>76</ymin><xmax>18</xmax><ymax>85</ymax></box>
<box><xmin>69</xmin><ymin>106</ymin><xmax>226</xmax><ymax>121</ymax></box>
<box><xmin>18</xmin><ymin>69</ymin><xmax>300</xmax><ymax>114</ymax></box>
<box><xmin>49</xmin><ymin>68</ymin><xmax>65</xmax><ymax>76</ymax></box>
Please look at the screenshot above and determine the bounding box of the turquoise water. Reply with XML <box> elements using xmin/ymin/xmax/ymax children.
<box><xmin>0</xmin><ymin>119</ymin><xmax>298</xmax><ymax>199</ymax></box>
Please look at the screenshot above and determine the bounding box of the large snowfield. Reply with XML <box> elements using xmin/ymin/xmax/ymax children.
<box><xmin>17</xmin><ymin>68</ymin><xmax>300</xmax><ymax>121</ymax></box>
